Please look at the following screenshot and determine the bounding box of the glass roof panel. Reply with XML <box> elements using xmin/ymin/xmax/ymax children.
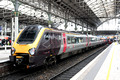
<box><xmin>0</xmin><ymin>0</ymin><xmax>14</xmax><ymax>10</ymax></box>
<box><xmin>84</xmin><ymin>0</ymin><xmax>115</xmax><ymax>22</ymax></box>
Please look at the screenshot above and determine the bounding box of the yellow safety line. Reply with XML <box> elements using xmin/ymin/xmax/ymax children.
<box><xmin>106</xmin><ymin>43</ymin><xmax>117</xmax><ymax>80</ymax></box>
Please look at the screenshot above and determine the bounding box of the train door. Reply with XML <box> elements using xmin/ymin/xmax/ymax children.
<box><xmin>39</xmin><ymin>32</ymin><xmax>51</xmax><ymax>54</ymax></box>
<box><xmin>35</xmin><ymin>31</ymin><xmax>51</xmax><ymax>65</ymax></box>
<box><xmin>50</xmin><ymin>32</ymin><xmax>61</xmax><ymax>55</ymax></box>
<box><xmin>50</xmin><ymin>32</ymin><xmax>55</xmax><ymax>55</ymax></box>
<box><xmin>89</xmin><ymin>37</ymin><xmax>91</xmax><ymax>46</ymax></box>
<box><xmin>54</xmin><ymin>32</ymin><xmax>61</xmax><ymax>55</ymax></box>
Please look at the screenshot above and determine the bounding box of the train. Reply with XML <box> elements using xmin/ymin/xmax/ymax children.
<box><xmin>9</xmin><ymin>25</ymin><xmax>107</xmax><ymax>68</ymax></box>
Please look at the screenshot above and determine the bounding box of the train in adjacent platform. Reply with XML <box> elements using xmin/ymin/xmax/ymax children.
<box><xmin>9</xmin><ymin>25</ymin><xmax>107</xmax><ymax>68</ymax></box>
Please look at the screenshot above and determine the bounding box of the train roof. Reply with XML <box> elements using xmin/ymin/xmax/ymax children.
<box><xmin>26</xmin><ymin>25</ymin><xmax>97</xmax><ymax>37</ymax></box>
<box><xmin>88</xmin><ymin>35</ymin><xmax>97</xmax><ymax>37</ymax></box>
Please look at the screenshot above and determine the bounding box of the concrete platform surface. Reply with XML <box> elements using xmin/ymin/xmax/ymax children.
<box><xmin>0</xmin><ymin>49</ymin><xmax>10</xmax><ymax>63</ymax></box>
<box><xmin>71</xmin><ymin>42</ymin><xmax>120</xmax><ymax>80</ymax></box>
<box><xmin>0</xmin><ymin>45</ymin><xmax>11</xmax><ymax>49</ymax></box>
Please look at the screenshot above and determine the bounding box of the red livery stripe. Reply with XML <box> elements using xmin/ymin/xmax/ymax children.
<box><xmin>63</xmin><ymin>33</ymin><xmax>67</xmax><ymax>53</ymax></box>
<box><xmin>89</xmin><ymin>37</ymin><xmax>91</xmax><ymax>46</ymax></box>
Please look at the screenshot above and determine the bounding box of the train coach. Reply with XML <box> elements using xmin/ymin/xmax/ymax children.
<box><xmin>9</xmin><ymin>25</ymin><xmax>106</xmax><ymax>68</ymax></box>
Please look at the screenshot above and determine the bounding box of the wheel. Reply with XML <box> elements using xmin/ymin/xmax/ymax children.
<box><xmin>45</xmin><ymin>56</ymin><xmax>57</xmax><ymax>66</ymax></box>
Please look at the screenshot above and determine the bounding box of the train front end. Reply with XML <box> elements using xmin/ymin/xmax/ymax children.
<box><xmin>9</xmin><ymin>25</ymin><xmax>43</xmax><ymax>68</ymax></box>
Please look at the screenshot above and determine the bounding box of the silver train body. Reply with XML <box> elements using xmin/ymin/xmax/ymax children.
<box><xmin>9</xmin><ymin>25</ymin><xmax>107</xmax><ymax>68</ymax></box>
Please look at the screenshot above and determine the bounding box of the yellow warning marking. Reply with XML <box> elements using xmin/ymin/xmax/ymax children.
<box><xmin>106</xmin><ymin>43</ymin><xmax>116</xmax><ymax>80</ymax></box>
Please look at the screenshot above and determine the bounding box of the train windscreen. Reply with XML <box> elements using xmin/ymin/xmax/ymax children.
<box><xmin>17</xmin><ymin>26</ymin><xmax>41</xmax><ymax>44</ymax></box>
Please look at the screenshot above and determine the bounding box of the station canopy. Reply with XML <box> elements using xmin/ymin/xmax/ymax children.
<box><xmin>0</xmin><ymin>0</ymin><xmax>119</xmax><ymax>29</ymax></box>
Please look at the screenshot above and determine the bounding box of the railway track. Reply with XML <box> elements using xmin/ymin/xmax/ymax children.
<box><xmin>0</xmin><ymin>61</ymin><xmax>13</xmax><ymax>77</ymax></box>
<box><xmin>49</xmin><ymin>45</ymin><xmax>108</xmax><ymax>80</ymax></box>
<box><xmin>0</xmin><ymin>44</ymin><xmax>108</xmax><ymax>80</ymax></box>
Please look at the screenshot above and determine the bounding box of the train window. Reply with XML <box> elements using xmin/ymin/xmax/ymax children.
<box><xmin>91</xmin><ymin>37</ymin><xmax>96</xmax><ymax>41</ymax></box>
<box><xmin>67</xmin><ymin>37</ymin><xmax>71</xmax><ymax>44</ymax></box>
<box><xmin>63</xmin><ymin>38</ymin><xmax>66</xmax><ymax>44</ymax></box>
<box><xmin>83</xmin><ymin>37</ymin><xmax>86</xmax><ymax>42</ymax></box>
<box><xmin>71</xmin><ymin>37</ymin><xmax>76</xmax><ymax>43</ymax></box>
<box><xmin>97</xmin><ymin>38</ymin><xmax>100</xmax><ymax>41</ymax></box>
<box><xmin>59</xmin><ymin>35</ymin><xmax>61</xmax><ymax>40</ymax></box>
<box><xmin>44</xmin><ymin>33</ymin><xmax>50</xmax><ymax>40</ymax></box>
<box><xmin>75</xmin><ymin>37</ymin><xmax>79</xmax><ymax>43</ymax></box>
<box><xmin>79</xmin><ymin>37</ymin><xmax>84</xmax><ymax>43</ymax></box>
<box><xmin>17</xmin><ymin>26</ymin><xmax>40</xmax><ymax>44</ymax></box>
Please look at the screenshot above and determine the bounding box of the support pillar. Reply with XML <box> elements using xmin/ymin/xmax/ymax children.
<box><xmin>81</xmin><ymin>21</ymin><xmax>84</xmax><ymax>34</ymax></box>
<box><xmin>64</xmin><ymin>12</ymin><xmax>68</xmax><ymax>30</ymax></box>
<box><xmin>48</xmin><ymin>0</ymin><xmax>51</xmax><ymax>28</ymax></box>
<box><xmin>15</xmin><ymin>16</ymin><xmax>18</xmax><ymax>40</ymax></box>
<box><xmin>4</xmin><ymin>22</ymin><xmax>7</xmax><ymax>51</ymax></box>
<box><xmin>11</xmin><ymin>18</ymin><xmax>14</xmax><ymax>45</ymax></box>
<box><xmin>93</xmin><ymin>28</ymin><xmax>96</xmax><ymax>35</ymax></box>
<box><xmin>65</xmin><ymin>19</ymin><xmax>67</xmax><ymax>30</ymax></box>
<box><xmin>86</xmin><ymin>23</ymin><xmax>88</xmax><ymax>35</ymax></box>
<box><xmin>91</xmin><ymin>28</ymin><xmax>93</xmax><ymax>35</ymax></box>
<box><xmin>75</xmin><ymin>19</ymin><xmax>77</xmax><ymax>31</ymax></box>
<box><xmin>11</xmin><ymin>0</ymin><xmax>20</xmax><ymax>40</ymax></box>
<box><xmin>92</xmin><ymin>28</ymin><xmax>94</xmax><ymax>35</ymax></box>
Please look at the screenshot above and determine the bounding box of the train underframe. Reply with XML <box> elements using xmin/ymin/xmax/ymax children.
<box><xmin>9</xmin><ymin>53</ymin><xmax>57</xmax><ymax>68</ymax></box>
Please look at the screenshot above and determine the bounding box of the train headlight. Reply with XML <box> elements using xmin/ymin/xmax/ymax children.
<box><xmin>29</xmin><ymin>48</ymin><xmax>35</xmax><ymax>55</ymax></box>
<box><xmin>11</xmin><ymin>47</ymin><xmax>15</xmax><ymax>55</ymax></box>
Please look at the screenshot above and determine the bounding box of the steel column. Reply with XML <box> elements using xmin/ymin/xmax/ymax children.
<box><xmin>4</xmin><ymin>22</ymin><xmax>7</xmax><ymax>51</ymax></box>
<box><xmin>75</xmin><ymin>18</ymin><xmax>77</xmax><ymax>31</ymax></box>
<box><xmin>12</xmin><ymin>0</ymin><xmax>20</xmax><ymax>40</ymax></box>
<box><xmin>64</xmin><ymin>12</ymin><xmax>68</xmax><ymax>30</ymax></box>
<box><xmin>87</xmin><ymin>23</ymin><xmax>88</xmax><ymax>35</ymax></box>
<box><xmin>48</xmin><ymin>0</ymin><xmax>51</xmax><ymax>27</ymax></box>
<box><xmin>82</xmin><ymin>22</ymin><xmax>84</xmax><ymax>34</ymax></box>
<box><xmin>11</xmin><ymin>18</ymin><xmax>14</xmax><ymax>45</ymax></box>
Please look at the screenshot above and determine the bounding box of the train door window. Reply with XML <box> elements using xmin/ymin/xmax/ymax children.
<box><xmin>56</xmin><ymin>33</ymin><xmax>61</xmax><ymax>40</ymax></box>
<box><xmin>71</xmin><ymin>37</ymin><xmax>76</xmax><ymax>43</ymax></box>
<box><xmin>44</xmin><ymin>33</ymin><xmax>50</xmax><ymax>40</ymax></box>
<box><xmin>76</xmin><ymin>37</ymin><xmax>79</xmax><ymax>43</ymax></box>
<box><xmin>97</xmin><ymin>38</ymin><xmax>100</xmax><ymax>41</ymax></box>
<box><xmin>67</xmin><ymin>36</ymin><xmax>71</xmax><ymax>44</ymax></box>
<box><xmin>63</xmin><ymin>38</ymin><xmax>66</xmax><ymax>44</ymax></box>
<box><xmin>91</xmin><ymin>37</ymin><xmax>96</xmax><ymax>42</ymax></box>
<box><xmin>59</xmin><ymin>35</ymin><xmax>61</xmax><ymax>40</ymax></box>
<box><xmin>90</xmin><ymin>37</ymin><xmax>92</xmax><ymax>41</ymax></box>
<box><xmin>79</xmin><ymin>37</ymin><xmax>83</xmax><ymax>43</ymax></box>
<box><xmin>83</xmin><ymin>37</ymin><xmax>86</xmax><ymax>42</ymax></box>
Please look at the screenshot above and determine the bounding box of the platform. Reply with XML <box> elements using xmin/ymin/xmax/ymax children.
<box><xmin>0</xmin><ymin>45</ymin><xmax>11</xmax><ymax>49</ymax></box>
<box><xmin>0</xmin><ymin>49</ymin><xmax>10</xmax><ymax>63</ymax></box>
<box><xmin>70</xmin><ymin>42</ymin><xmax>120</xmax><ymax>80</ymax></box>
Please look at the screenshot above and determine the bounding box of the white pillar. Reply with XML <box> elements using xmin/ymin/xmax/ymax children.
<box><xmin>4</xmin><ymin>22</ymin><xmax>7</xmax><ymax>51</ymax></box>
<box><xmin>15</xmin><ymin>17</ymin><xmax>18</xmax><ymax>40</ymax></box>
<box><xmin>12</xmin><ymin>18</ymin><xmax>14</xmax><ymax>45</ymax></box>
